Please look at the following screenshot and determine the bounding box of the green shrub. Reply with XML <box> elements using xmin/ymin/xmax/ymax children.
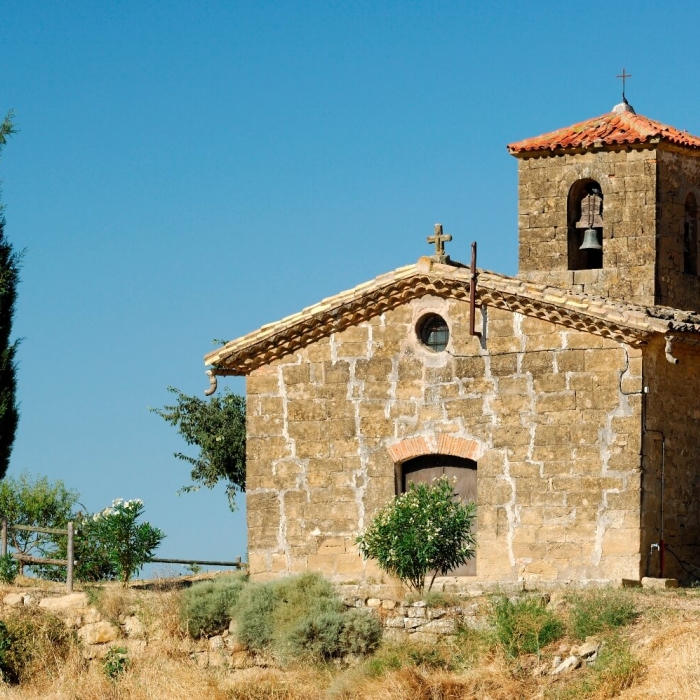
<box><xmin>89</xmin><ymin>499</ymin><xmax>165</xmax><ymax>586</ymax></box>
<box><xmin>493</xmin><ymin>596</ymin><xmax>564</xmax><ymax>656</ymax></box>
<box><xmin>568</xmin><ymin>588</ymin><xmax>638</xmax><ymax>640</ymax></box>
<box><xmin>0</xmin><ymin>621</ymin><xmax>12</xmax><ymax>673</ymax></box>
<box><xmin>340</xmin><ymin>609</ymin><xmax>382</xmax><ymax>655</ymax></box>
<box><xmin>37</xmin><ymin>512</ymin><xmax>118</xmax><ymax>583</ymax></box>
<box><xmin>180</xmin><ymin>574</ymin><xmax>248</xmax><ymax>638</ymax></box>
<box><xmin>356</xmin><ymin>476</ymin><xmax>476</xmax><ymax>593</ymax></box>
<box><xmin>0</xmin><ymin>553</ymin><xmax>18</xmax><ymax>584</ymax></box>
<box><xmin>286</xmin><ymin>609</ymin><xmax>346</xmax><ymax>660</ymax></box>
<box><xmin>103</xmin><ymin>645</ymin><xmax>130</xmax><ymax>680</ymax></box>
<box><xmin>40</xmin><ymin>501</ymin><xmax>165</xmax><ymax>585</ymax></box>
<box><xmin>233</xmin><ymin>572</ymin><xmax>382</xmax><ymax>662</ymax></box>
<box><xmin>234</xmin><ymin>580</ymin><xmax>276</xmax><ymax>651</ymax></box>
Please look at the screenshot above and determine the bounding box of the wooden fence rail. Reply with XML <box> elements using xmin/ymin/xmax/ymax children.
<box><xmin>0</xmin><ymin>516</ymin><xmax>75</xmax><ymax>592</ymax></box>
<box><xmin>0</xmin><ymin>516</ymin><xmax>247</xmax><ymax>591</ymax></box>
<box><xmin>148</xmin><ymin>556</ymin><xmax>246</xmax><ymax>569</ymax></box>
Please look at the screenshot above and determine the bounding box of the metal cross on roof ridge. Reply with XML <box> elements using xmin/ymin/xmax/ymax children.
<box><xmin>427</xmin><ymin>223</ymin><xmax>452</xmax><ymax>262</ymax></box>
<box><xmin>617</xmin><ymin>68</ymin><xmax>632</xmax><ymax>101</ymax></box>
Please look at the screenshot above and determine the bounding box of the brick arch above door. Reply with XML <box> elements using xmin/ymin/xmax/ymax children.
<box><xmin>386</xmin><ymin>434</ymin><xmax>482</xmax><ymax>464</ymax></box>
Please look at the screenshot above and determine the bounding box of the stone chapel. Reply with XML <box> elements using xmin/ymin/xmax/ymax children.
<box><xmin>205</xmin><ymin>100</ymin><xmax>700</xmax><ymax>589</ymax></box>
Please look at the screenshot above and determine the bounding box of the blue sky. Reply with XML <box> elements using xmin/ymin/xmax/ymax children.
<box><xmin>1</xmin><ymin>1</ymin><xmax>699</xmax><ymax>571</ymax></box>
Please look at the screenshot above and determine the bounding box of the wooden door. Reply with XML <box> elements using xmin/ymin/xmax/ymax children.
<box><xmin>401</xmin><ymin>454</ymin><xmax>477</xmax><ymax>576</ymax></box>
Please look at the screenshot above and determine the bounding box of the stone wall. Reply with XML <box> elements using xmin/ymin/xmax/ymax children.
<box><xmin>2</xmin><ymin>590</ymin><xmax>145</xmax><ymax>660</ymax></box>
<box><xmin>656</xmin><ymin>148</ymin><xmax>700</xmax><ymax>311</ymax></box>
<box><xmin>516</xmin><ymin>147</ymin><xmax>657</xmax><ymax>306</ymax></box>
<box><xmin>641</xmin><ymin>336</ymin><xmax>700</xmax><ymax>582</ymax></box>
<box><xmin>338</xmin><ymin>584</ymin><xmax>485</xmax><ymax>644</ymax></box>
<box><xmin>246</xmin><ymin>295</ymin><xmax>644</xmax><ymax>586</ymax></box>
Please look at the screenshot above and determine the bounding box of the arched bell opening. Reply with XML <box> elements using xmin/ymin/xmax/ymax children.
<box><xmin>683</xmin><ymin>192</ymin><xmax>698</xmax><ymax>275</ymax></box>
<box><xmin>397</xmin><ymin>454</ymin><xmax>477</xmax><ymax>576</ymax></box>
<box><xmin>568</xmin><ymin>179</ymin><xmax>604</xmax><ymax>271</ymax></box>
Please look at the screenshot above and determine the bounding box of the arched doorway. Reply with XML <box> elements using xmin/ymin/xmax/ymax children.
<box><xmin>400</xmin><ymin>454</ymin><xmax>477</xmax><ymax>576</ymax></box>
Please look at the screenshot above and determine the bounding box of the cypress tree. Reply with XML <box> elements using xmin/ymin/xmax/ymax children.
<box><xmin>0</xmin><ymin>112</ymin><xmax>21</xmax><ymax>479</ymax></box>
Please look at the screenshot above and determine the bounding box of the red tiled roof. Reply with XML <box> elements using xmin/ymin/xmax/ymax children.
<box><xmin>507</xmin><ymin>108</ymin><xmax>700</xmax><ymax>155</ymax></box>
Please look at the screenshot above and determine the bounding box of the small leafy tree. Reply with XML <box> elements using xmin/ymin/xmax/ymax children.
<box><xmin>89</xmin><ymin>499</ymin><xmax>165</xmax><ymax>586</ymax></box>
<box><xmin>36</xmin><ymin>511</ymin><xmax>119</xmax><ymax>583</ymax></box>
<box><xmin>356</xmin><ymin>476</ymin><xmax>476</xmax><ymax>594</ymax></box>
<box><xmin>151</xmin><ymin>386</ymin><xmax>245</xmax><ymax>510</ymax></box>
<box><xmin>0</xmin><ymin>472</ymin><xmax>79</xmax><ymax>575</ymax></box>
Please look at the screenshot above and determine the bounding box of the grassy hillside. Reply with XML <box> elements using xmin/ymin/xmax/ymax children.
<box><xmin>0</xmin><ymin>575</ymin><xmax>698</xmax><ymax>699</ymax></box>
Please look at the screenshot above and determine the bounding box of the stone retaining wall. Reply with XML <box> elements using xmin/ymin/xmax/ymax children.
<box><xmin>2</xmin><ymin>590</ymin><xmax>146</xmax><ymax>659</ymax></box>
<box><xmin>337</xmin><ymin>585</ymin><xmax>488</xmax><ymax>643</ymax></box>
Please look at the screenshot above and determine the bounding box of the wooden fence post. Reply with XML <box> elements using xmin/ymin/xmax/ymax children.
<box><xmin>1</xmin><ymin>517</ymin><xmax>6</xmax><ymax>557</ymax></box>
<box><xmin>66</xmin><ymin>522</ymin><xmax>74</xmax><ymax>593</ymax></box>
<box><xmin>0</xmin><ymin>515</ymin><xmax>7</xmax><ymax>557</ymax></box>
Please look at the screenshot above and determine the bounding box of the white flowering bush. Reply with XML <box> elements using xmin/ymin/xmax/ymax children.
<box><xmin>90</xmin><ymin>499</ymin><xmax>165</xmax><ymax>586</ymax></box>
<box><xmin>356</xmin><ymin>477</ymin><xmax>476</xmax><ymax>593</ymax></box>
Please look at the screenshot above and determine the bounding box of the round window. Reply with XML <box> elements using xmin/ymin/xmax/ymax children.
<box><xmin>417</xmin><ymin>314</ymin><xmax>449</xmax><ymax>352</ymax></box>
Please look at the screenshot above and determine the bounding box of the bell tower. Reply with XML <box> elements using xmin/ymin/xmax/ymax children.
<box><xmin>508</xmin><ymin>101</ymin><xmax>700</xmax><ymax>311</ymax></box>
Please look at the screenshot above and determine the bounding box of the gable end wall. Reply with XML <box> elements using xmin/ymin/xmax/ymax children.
<box><xmin>246</xmin><ymin>297</ymin><xmax>644</xmax><ymax>587</ymax></box>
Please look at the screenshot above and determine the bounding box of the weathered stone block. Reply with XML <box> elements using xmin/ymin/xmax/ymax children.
<box><xmin>78</xmin><ymin>621</ymin><xmax>120</xmax><ymax>645</ymax></box>
<box><xmin>641</xmin><ymin>577</ymin><xmax>678</xmax><ymax>589</ymax></box>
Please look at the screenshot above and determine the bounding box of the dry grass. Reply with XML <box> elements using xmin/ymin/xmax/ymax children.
<box><xmin>616</xmin><ymin>621</ymin><xmax>700</xmax><ymax>699</ymax></box>
<box><xmin>0</xmin><ymin>647</ymin><xmax>231</xmax><ymax>700</ymax></box>
<box><xmin>0</xmin><ymin>583</ymin><xmax>698</xmax><ymax>699</ymax></box>
<box><xmin>330</xmin><ymin>661</ymin><xmax>531</xmax><ymax>700</ymax></box>
<box><xmin>86</xmin><ymin>586</ymin><xmax>135</xmax><ymax>625</ymax></box>
<box><xmin>223</xmin><ymin>668</ymin><xmax>327</xmax><ymax>700</ymax></box>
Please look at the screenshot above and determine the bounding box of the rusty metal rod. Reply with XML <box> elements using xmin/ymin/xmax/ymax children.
<box><xmin>469</xmin><ymin>241</ymin><xmax>478</xmax><ymax>336</ymax></box>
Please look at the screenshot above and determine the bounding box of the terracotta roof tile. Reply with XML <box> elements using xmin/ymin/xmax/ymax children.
<box><xmin>507</xmin><ymin>109</ymin><xmax>700</xmax><ymax>155</ymax></box>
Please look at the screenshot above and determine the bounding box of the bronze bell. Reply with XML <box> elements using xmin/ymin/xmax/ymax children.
<box><xmin>576</xmin><ymin>189</ymin><xmax>603</xmax><ymax>251</ymax></box>
<box><xmin>580</xmin><ymin>227</ymin><xmax>602</xmax><ymax>250</ymax></box>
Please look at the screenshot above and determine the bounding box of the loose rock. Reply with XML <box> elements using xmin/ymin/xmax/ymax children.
<box><xmin>532</xmin><ymin>662</ymin><xmax>549</xmax><ymax>678</ymax></box>
<box><xmin>641</xmin><ymin>577</ymin><xmax>678</xmax><ymax>589</ymax></box>
<box><xmin>552</xmin><ymin>655</ymin><xmax>581</xmax><ymax>675</ymax></box>
<box><xmin>39</xmin><ymin>593</ymin><xmax>89</xmax><ymax>612</ymax></box>
<box><xmin>123</xmin><ymin>615</ymin><xmax>145</xmax><ymax>639</ymax></box>
<box><xmin>578</xmin><ymin>641</ymin><xmax>600</xmax><ymax>658</ymax></box>
<box><xmin>2</xmin><ymin>593</ymin><xmax>24</xmax><ymax>607</ymax></box>
<box><xmin>77</xmin><ymin>621</ymin><xmax>120</xmax><ymax>645</ymax></box>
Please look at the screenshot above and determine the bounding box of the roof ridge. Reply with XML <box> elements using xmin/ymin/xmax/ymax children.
<box><xmin>205</xmin><ymin>260</ymin><xmax>699</xmax><ymax>375</ymax></box>
<box><xmin>508</xmin><ymin>110</ymin><xmax>700</xmax><ymax>154</ymax></box>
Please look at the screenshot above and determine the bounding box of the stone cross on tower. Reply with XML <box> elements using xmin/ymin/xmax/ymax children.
<box><xmin>427</xmin><ymin>223</ymin><xmax>452</xmax><ymax>263</ymax></box>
